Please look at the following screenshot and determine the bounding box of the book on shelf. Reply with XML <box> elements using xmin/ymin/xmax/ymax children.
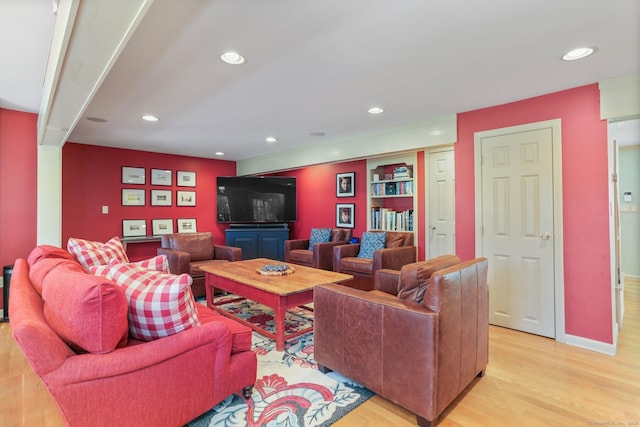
<box><xmin>371</xmin><ymin>180</ymin><xmax>413</xmax><ymax>196</ymax></box>
<box><xmin>370</xmin><ymin>208</ymin><xmax>413</xmax><ymax>231</ymax></box>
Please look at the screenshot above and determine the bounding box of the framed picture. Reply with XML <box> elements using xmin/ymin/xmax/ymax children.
<box><xmin>336</xmin><ymin>203</ymin><xmax>355</xmax><ymax>228</ymax></box>
<box><xmin>121</xmin><ymin>166</ymin><xmax>145</xmax><ymax>185</ymax></box>
<box><xmin>177</xmin><ymin>218</ymin><xmax>197</xmax><ymax>233</ymax></box>
<box><xmin>177</xmin><ymin>170</ymin><xmax>196</xmax><ymax>187</ymax></box>
<box><xmin>151</xmin><ymin>189</ymin><xmax>172</xmax><ymax>206</ymax></box>
<box><xmin>336</xmin><ymin>172</ymin><xmax>355</xmax><ymax>197</ymax></box>
<box><xmin>152</xmin><ymin>219</ymin><xmax>174</xmax><ymax>235</ymax></box>
<box><xmin>122</xmin><ymin>219</ymin><xmax>147</xmax><ymax>237</ymax></box>
<box><xmin>151</xmin><ymin>168</ymin><xmax>172</xmax><ymax>186</ymax></box>
<box><xmin>177</xmin><ymin>190</ymin><xmax>196</xmax><ymax>206</ymax></box>
<box><xmin>122</xmin><ymin>188</ymin><xmax>145</xmax><ymax>206</ymax></box>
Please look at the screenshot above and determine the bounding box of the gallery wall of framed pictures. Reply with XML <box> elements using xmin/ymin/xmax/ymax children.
<box><xmin>120</xmin><ymin>166</ymin><xmax>199</xmax><ymax>237</ymax></box>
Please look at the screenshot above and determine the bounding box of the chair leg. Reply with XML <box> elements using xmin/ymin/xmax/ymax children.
<box><xmin>317</xmin><ymin>364</ymin><xmax>332</xmax><ymax>374</ymax></box>
<box><xmin>417</xmin><ymin>415</ymin><xmax>436</xmax><ymax>427</ymax></box>
<box><xmin>477</xmin><ymin>369</ymin><xmax>486</xmax><ymax>377</ymax></box>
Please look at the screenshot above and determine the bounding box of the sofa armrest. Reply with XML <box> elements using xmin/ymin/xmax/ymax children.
<box><xmin>284</xmin><ymin>239</ymin><xmax>309</xmax><ymax>262</ymax></box>
<box><xmin>332</xmin><ymin>243</ymin><xmax>360</xmax><ymax>271</ymax></box>
<box><xmin>374</xmin><ymin>268</ymin><xmax>401</xmax><ymax>295</ymax></box>
<box><xmin>372</xmin><ymin>246</ymin><xmax>417</xmax><ymax>271</ymax></box>
<box><xmin>313</xmin><ymin>240</ymin><xmax>349</xmax><ymax>270</ymax></box>
<box><xmin>157</xmin><ymin>248</ymin><xmax>191</xmax><ymax>274</ymax></box>
<box><xmin>214</xmin><ymin>244</ymin><xmax>242</xmax><ymax>261</ymax></box>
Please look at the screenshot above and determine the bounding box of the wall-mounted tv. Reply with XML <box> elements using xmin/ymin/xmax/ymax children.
<box><xmin>216</xmin><ymin>176</ymin><xmax>297</xmax><ymax>223</ymax></box>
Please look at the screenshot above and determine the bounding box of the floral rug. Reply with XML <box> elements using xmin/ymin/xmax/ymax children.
<box><xmin>189</xmin><ymin>296</ymin><xmax>373</xmax><ymax>427</ymax></box>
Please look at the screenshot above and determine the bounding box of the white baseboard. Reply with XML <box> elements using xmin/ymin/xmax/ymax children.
<box><xmin>565</xmin><ymin>333</ymin><xmax>617</xmax><ymax>356</ymax></box>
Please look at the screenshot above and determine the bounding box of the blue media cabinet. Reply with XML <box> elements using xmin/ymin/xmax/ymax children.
<box><xmin>225</xmin><ymin>224</ymin><xmax>290</xmax><ymax>261</ymax></box>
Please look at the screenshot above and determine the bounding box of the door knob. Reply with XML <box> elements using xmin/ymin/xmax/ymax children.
<box><xmin>540</xmin><ymin>233</ymin><xmax>550</xmax><ymax>240</ymax></box>
<box><xmin>429</xmin><ymin>225</ymin><xmax>436</xmax><ymax>230</ymax></box>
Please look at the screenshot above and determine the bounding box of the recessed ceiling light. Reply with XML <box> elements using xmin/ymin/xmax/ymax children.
<box><xmin>142</xmin><ymin>114</ymin><xmax>159</xmax><ymax>122</ymax></box>
<box><xmin>265</xmin><ymin>137</ymin><xmax>278</xmax><ymax>143</ymax></box>
<box><xmin>562</xmin><ymin>47</ymin><xmax>595</xmax><ymax>61</ymax></box>
<box><xmin>368</xmin><ymin>106</ymin><xmax>384</xmax><ymax>114</ymax></box>
<box><xmin>215</xmin><ymin>152</ymin><xmax>225</xmax><ymax>156</ymax></box>
<box><xmin>220</xmin><ymin>51</ymin><xmax>245</xmax><ymax>65</ymax></box>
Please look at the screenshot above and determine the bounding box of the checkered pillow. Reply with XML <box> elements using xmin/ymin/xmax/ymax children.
<box><xmin>67</xmin><ymin>236</ymin><xmax>129</xmax><ymax>271</ymax></box>
<box><xmin>357</xmin><ymin>231</ymin><xmax>387</xmax><ymax>259</ymax></box>
<box><xmin>105</xmin><ymin>263</ymin><xmax>200</xmax><ymax>341</ymax></box>
<box><xmin>89</xmin><ymin>255</ymin><xmax>170</xmax><ymax>277</ymax></box>
<box><xmin>308</xmin><ymin>228</ymin><xmax>332</xmax><ymax>250</ymax></box>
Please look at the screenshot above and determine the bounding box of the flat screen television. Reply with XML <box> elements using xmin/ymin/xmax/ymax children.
<box><xmin>216</xmin><ymin>176</ymin><xmax>297</xmax><ymax>223</ymax></box>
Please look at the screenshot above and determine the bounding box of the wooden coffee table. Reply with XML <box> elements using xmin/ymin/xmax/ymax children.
<box><xmin>201</xmin><ymin>258</ymin><xmax>353</xmax><ymax>351</ymax></box>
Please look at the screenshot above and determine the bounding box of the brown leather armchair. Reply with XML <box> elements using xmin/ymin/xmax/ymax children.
<box><xmin>333</xmin><ymin>230</ymin><xmax>416</xmax><ymax>290</ymax></box>
<box><xmin>157</xmin><ymin>232</ymin><xmax>242</xmax><ymax>298</ymax></box>
<box><xmin>284</xmin><ymin>228</ymin><xmax>352</xmax><ymax>270</ymax></box>
<box><xmin>314</xmin><ymin>256</ymin><xmax>488</xmax><ymax>427</ymax></box>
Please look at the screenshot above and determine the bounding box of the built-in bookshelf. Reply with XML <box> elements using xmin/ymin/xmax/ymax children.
<box><xmin>367</xmin><ymin>154</ymin><xmax>418</xmax><ymax>234</ymax></box>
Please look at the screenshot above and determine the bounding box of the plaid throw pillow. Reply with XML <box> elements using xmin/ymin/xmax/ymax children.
<box><xmin>67</xmin><ymin>236</ymin><xmax>129</xmax><ymax>271</ymax></box>
<box><xmin>357</xmin><ymin>231</ymin><xmax>386</xmax><ymax>259</ymax></box>
<box><xmin>89</xmin><ymin>255</ymin><xmax>170</xmax><ymax>277</ymax></box>
<box><xmin>308</xmin><ymin>228</ymin><xmax>332</xmax><ymax>250</ymax></box>
<box><xmin>105</xmin><ymin>263</ymin><xmax>200</xmax><ymax>341</ymax></box>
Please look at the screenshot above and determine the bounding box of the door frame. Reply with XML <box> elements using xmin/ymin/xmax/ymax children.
<box><xmin>473</xmin><ymin>118</ymin><xmax>566</xmax><ymax>343</ymax></box>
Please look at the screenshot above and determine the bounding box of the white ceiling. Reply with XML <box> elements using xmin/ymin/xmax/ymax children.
<box><xmin>2</xmin><ymin>0</ymin><xmax>639</xmax><ymax>161</ymax></box>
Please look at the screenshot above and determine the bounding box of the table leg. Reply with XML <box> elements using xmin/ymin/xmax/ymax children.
<box><xmin>274</xmin><ymin>300</ymin><xmax>286</xmax><ymax>351</ymax></box>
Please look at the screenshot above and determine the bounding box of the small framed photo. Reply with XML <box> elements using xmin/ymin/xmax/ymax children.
<box><xmin>122</xmin><ymin>166</ymin><xmax>145</xmax><ymax>185</ymax></box>
<box><xmin>336</xmin><ymin>203</ymin><xmax>355</xmax><ymax>228</ymax></box>
<box><xmin>177</xmin><ymin>190</ymin><xmax>196</xmax><ymax>206</ymax></box>
<box><xmin>152</xmin><ymin>219</ymin><xmax>174</xmax><ymax>235</ymax></box>
<box><xmin>177</xmin><ymin>171</ymin><xmax>196</xmax><ymax>187</ymax></box>
<box><xmin>122</xmin><ymin>219</ymin><xmax>147</xmax><ymax>237</ymax></box>
<box><xmin>151</xmin><ymin>189</ymin><xmax>172</xmax><ymax>206</ymax></box>
<box><xmin>151</xmin><ymin>169</ymin><xmax>172</xmax><ymax>186</ymax></box>
<box><xmin>336</xmin><ymin>172</ymin><xmax>355</xmax><ymax>197</ymax></box>
<box><xmin>122</xmin><ymin>188</ymin><xmax>145</xmax><ymax>206</ymax></box>
<box><xmin>177</xmin><ymin>218</ymin><xmax>197</xmax><ymax>233</ymax></box>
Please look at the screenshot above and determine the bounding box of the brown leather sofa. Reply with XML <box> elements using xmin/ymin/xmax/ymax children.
<box><xmin>332</xmin><ymin>230</ymin><xmax>416</xmax><ymax>290</ymax></box>
<box><xmin>157</xmin><ymin>232</ymin><xmax>242</xmax><ymax>297</ymax></box>
<box><xmin>284</xmin><ymin>228</ymin><xmax>352</xmax><ymax>270</ymax></box>
<box><xmin>314</xmin><ymin>256</ymin><xmax>489</xmax><ymax>427</ymax></box>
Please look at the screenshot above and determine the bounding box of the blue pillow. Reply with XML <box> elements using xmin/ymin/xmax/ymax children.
<box><xmin>308</xmin><ymin>228</ymin><xmax>332</xmax><ymax>250</ymax></box>
<box><xmin>357</xmin><ymin>232</ymin><xmax>386</xmax><ymax>259</ymax></box>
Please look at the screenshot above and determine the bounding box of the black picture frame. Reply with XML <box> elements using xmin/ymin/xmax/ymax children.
<box><xmin>336</xmin><ymin>172</ymin><xmax>355</xmax><ymax>197</ymax></box>
<box><xmin>336</xmin><ymin>203</ymin><xmax>355</xmax><ymax>228</ymax></box>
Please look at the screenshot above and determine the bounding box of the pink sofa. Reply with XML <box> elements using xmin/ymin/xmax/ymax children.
<box><xmin>9</xmin><ymin>245</ymin><xmax>257</xmax><ymax>427</ymax></box>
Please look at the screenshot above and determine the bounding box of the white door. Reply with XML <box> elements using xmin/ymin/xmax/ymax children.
<box><xmin>478</xmin><ymin>126</ymin><xmax>557</xmax><ymax>338</ymax></box>
<box><xmin>428</xmin><ymin>150</ymin><xmax>455</xmax><ymax>258</ymax></box>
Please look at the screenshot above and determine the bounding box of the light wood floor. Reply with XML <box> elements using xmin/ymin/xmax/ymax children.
<box><xmin>1</xmin><ymin>279</ymin><xmax>638</xmax><ymax>427</ymax></box>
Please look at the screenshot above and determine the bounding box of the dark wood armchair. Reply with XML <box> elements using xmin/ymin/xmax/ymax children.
<box><xmin>284</xmin><ymin>228</ymin><xmax>352</xmax><ymax>270</ymax></box>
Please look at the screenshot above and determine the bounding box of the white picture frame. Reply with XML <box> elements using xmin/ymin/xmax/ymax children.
<box><xmin>151</xmin><ymin>168</ymin><xmax>172</xmax><ymax>186</ymax></box>
<box><xmin>336</xmin><ymin>203</ymin><xmax>355</xmax><ymax>228</ymax></box>
<box><xmin>122</xmin><ymin>219</ymin><xmax>147</xmax><ymax>237</ymax></box>
<box><xmin>152</xmin><ymin>218</ymin><xmax>174</xmax><ymax>235</ymax></box>
<box><xmin>121</xmin><ymin>166</ymin><xmax>145</xmax><ymax>185</ymax></box>
<box><xmin>177</xmin><ymin>218</ymin><xmax>197</xmax><ymax>233</ymax></box>
<box><xmin>122</xmin><ymin>188</ymin><xmax>145</xmax><ymax>206</ymax></box>
<box><xmin>177</xmin><ymin>170</ymin><xmax>196</xmax><ymax>187</ymax></box>
<box><xmin>151</xmin><ymin>189</ymin><xmax>172</xmax><ymax>206</ymax></box>
<box><xmin>177</xmin><ymin>190</ymin><xmax>196</xmax><ymax>206</ymax></box>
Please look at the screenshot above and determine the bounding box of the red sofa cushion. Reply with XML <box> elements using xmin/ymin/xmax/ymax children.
<box><xmin>27</xmin><ymin>245</ymin><xmax>75</xmax><ymax>266</ymax></box>
<box><xmin>42</xmin><ymin>263</ymin><xmax>129</xmax><ymax>354</ymax></box>
<box><xmin>197</xmin><ymin>306</ymin><xmax>252</xmax><ymax>353</ymax></box>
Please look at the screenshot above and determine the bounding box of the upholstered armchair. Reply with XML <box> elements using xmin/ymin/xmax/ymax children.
<box><xmin>157</xmin><ymin>232</ymin><xmax>242</xmax><ymax>298</ymax></box>
<box><xmin>284</xmin><ymin>228</ymin><xmax>352</xmax><ymax>270</ymax></box>
<box><xmin>333</xmin><ymin>230</ymin><xmax>416</xmax><ymax>290</ymax></box>
<box><xmin>314</xmin><ymin>256</ymin><xmax>488</xmax><ymax>427</ymax></box>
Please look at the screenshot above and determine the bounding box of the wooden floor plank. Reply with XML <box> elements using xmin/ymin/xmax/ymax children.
<box><xmin>1</xmin><ymin>278</ymin><xmax>638</xmax><ymax>426</ymax></box>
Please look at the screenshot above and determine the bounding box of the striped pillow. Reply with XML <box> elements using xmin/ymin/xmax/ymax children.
<box><xmin>104</xmin><ymin>262</ymin><xmax>200</xmax><ymax>341</ymax></box>
<box><xmin>67</xmin><ymin>236</ymin><xmax>129</xmax><ymax>271</ymax></box>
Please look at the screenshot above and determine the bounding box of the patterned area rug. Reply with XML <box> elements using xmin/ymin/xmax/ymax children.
<box><xmin>189</xmin><ymin>296</ymin><xmax>373</xmax><ymax>427</ymax></box>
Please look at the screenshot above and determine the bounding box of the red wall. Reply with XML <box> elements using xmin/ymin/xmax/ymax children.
<box><xmin>62</xmin><ymin>143</ymin><xmax>236</xmax><ymax>260</ymax></box>
<box><xmin>273</xmin><ymin>160</ymin><xmax>368</xmax><ymax>241</ymax></box>
<box><xmin>0</xmin><ymin>109</ymin><xmax>38</xmax><ymax>310</ymax></box>
<box><xmin>455</xmin><ymin>84</ymin><xmax>612</xmax><ymax>343</ymax></box>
